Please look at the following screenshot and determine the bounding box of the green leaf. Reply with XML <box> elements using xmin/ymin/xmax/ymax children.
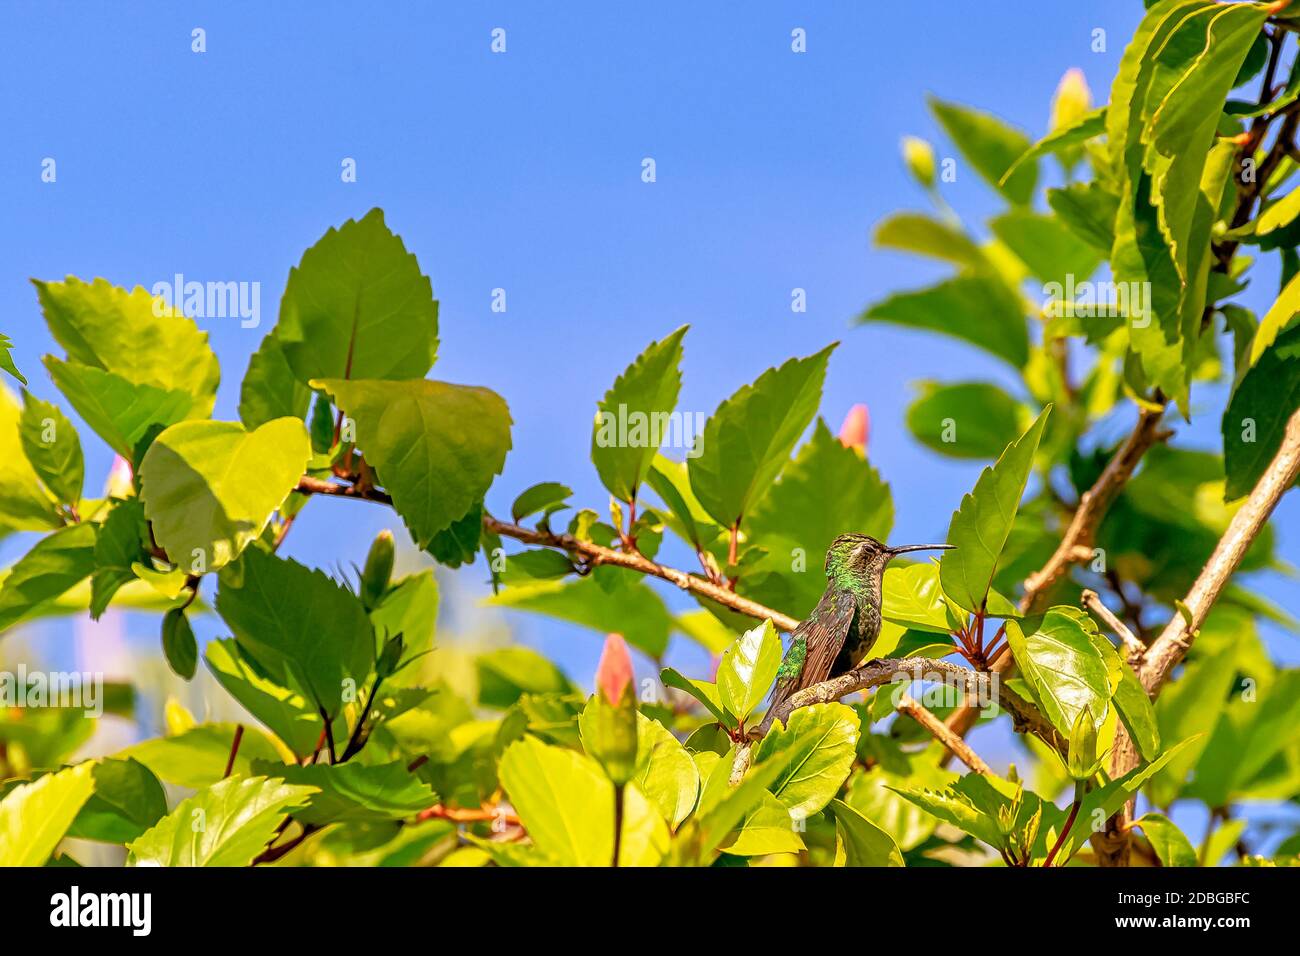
<box><xmin>686</xmin><ymin>746</ymin><xmax>798</xmax><ymax>863</ymax></box>
<box><xmin>1005</xmin><ymin>606</ymin><xmax>1115</xmax><ymax>738</ymax></box>
<box><xmin>510</xmin><ymin>482</ymin><xmax>573</xmax><ymax>524</ymax></box>
<box><xmin>1200</xmin><ymin>817</ymin><xmax>1247</xmax><ymax>867</ymax></box>
<box><xmin>889</xmin><ymin>780</ymin><xmax>1001</xmax><ymax>848</ymax></box>
<box><xmin>43</xmin><ymin>357</ymin><xmax>196</xmax><ymax>461</ymax></box>
<box><xmin>1136</xmin><ymin>812</ymin><xmax>1198</xmax><ymax>866</ymax></box>
<box><xmin>19</xmin><ymin>393</ymin><xmax>82</xmax><ymax>506</ymax></box>
<box><xmin>857</xmin><ymin>275</ymin><xmax>1030</xmax><ymax>368</ymax></box>
<box><xmin>277</xmin><ymin>209</ymin><xmax>439</xmax><ymax>383</ymax></box>
<box><xmin>117</xmin><ymin>723</ymin><xmax>282</xmax><ymax>788</ymax></box>
<box><xmin>1146</xmin><ymin>4</ymin><xmax>1268</xmax><ymax>284</ymax></box>
<box><xmin>645</xmin><ymin>456</ymin><xmax>718</xmax><ymax>551</ymax></box>
<box><xmin>0</xmin><ymin>333</ymin><xmax>26</xmax><ymax>386</ymax></box>
<box><xmin>498</xmin><ymin>735</ymin><xmax>669</xmax><ymax>866</ymax></box>
<box><xmin>1256</xmin><ymin>185</ymin><xmax>1300</xmax><ymax>237</ymax></box>
<box><xmin>830</xmin><ymin>797</ymin><xmax>904</xmax><ymax>867</ymax></box>
<box><xmin>591</xmin><ymin>326</ymin><xmax>688</xmax><ymax>503</ymax></box>
<box><xmin>0</xmin><ymin>523</ymin><xmax>97</xmax><ymax>634</ymax></box>
<box><xmin>127</xmin><ymin>775</ymin><xmax>317</xmax><ymax>867</ymax></box>
<box><xmin>252</xmin><ymin>760</ymin><xmax>436</xmax><ymax>825</ymax></box>
<box><xmin>1225</xmin><ymin>326</ymin><xmax>1300</xmax><ymax>500</ymax></box>
<box><xmin>0</xmin><ymin>762</ymin><xmax>95</xmax><ymax>866</ymax></box>
<box><xmin>216</xmin><ymin>546</ymin><xmax>375</xmax><ymax>717</ymax></box>
<box><xmin>744</xmin><ymin>419</ymin><xmax>893</xmax><ymax>617</ymax></box>
<box><xmin>1047</xmin><ymin>182</ymin><xmax>1120</xmax><ymax>252</ymax></box>
<box><xmin>1000</xmin><ymin>106</ymin><xmax>1106</xmax><ymax>186</ymax></box>
<box><xmin>369</xmin><ymin>569</ymin><xmax>439</xmax><ymax>659</ymax></box>
<box><xmin>0</xmin><ymin>387</ymin><xmax>64</xmax><ymax>531</ymax></box>
<box><xmin>67</xmin><ymin>758</ymin><xmax>167</xmax><ymax>844</ymax></box>
<box><xmin>1113</xmin><ymin>655</ymin><xmax>1161</xmax><ymax>762</ymax></box>
<box><xmin>872</xmin><ymin>213</ymin><xmax>988</xmax><ymax>269</ymax></box>
<box><xmin>90</xmin><ymin>499</ymin><xmax>150</xmax><ymax>618</ymax></box>
<box><xmin>716</xmin><ymin>619</ymin><xmax>783</xmax><ymax>726</ymax></box>
<box><xmin>239</xmin><ymin>332</ymin><xmax>311</xmax><ymax>429</ymax></box>
<box><xmin>161</xmin><ymin>607</ymin><xmax>198</xmax><ymax>680</ymax></box>
<box><xmin>424</xmin><ymin>500</ymin><xmax>485</xmax><ymax>568</ymax></box>
<box><xmin>939</xmin><ymin>407</ymin><xmax>1049</xmax><ymax>614</ymax></box>
<box><xmin>689</xmin><ymin>346</ymin><xmax>834</xmax><ymax>529</ymax></box>
<box><xmin>485</xmin><ymin>574</ymin><xmax>673</xmax><ymax>658</ymax></box>
<box><xmin>929</xmin><ymin>97</ymin><xmax>1037</xmax><ymax>204</ymax></box>
<box><xmin>906</xmin><ymin>381</ymin><xmax>1028</xmax><ymax>460</ymax></box>
<box><xmin>720</xmin><ymin>791</ymin><xmax>806</xmax><ymax>856</ymax></box>
<box><xmin>660</xmin><ymin>668</ymin><xmax>730</xmax><ymax>726</ymax></box>
<box><xmin>475</xmin><ymin>646</ymin><xmax>575</xmax><ymax>709</ymax></box>
<box><xmin>139</xmin><ymin>418</ymin><xmax>311</xmax><ymax>572</ymax></box>
<box><xmin>753</xmin><ymin>702</ymin><xmax>859</xmax><ymax>818</ymax></box>
<box><xmin>989</xmin><ymin>209</ymin><xmax>1103</xmax><ymax>287</ymax></box>
<box><xmin>204</xmin><ymin>638</ymin><xmax>326</xmax><ymax>756</ymax></box>
<box><xmin>1145</xmin><ymin>639</ymin><xmax>1239</xmax><ymax>806</ymax></box>
<box><xmin>880</xmin><ymin>562</ymin><xmax>954</xmax><ymax>634</ymax></box>
<box><xmin>632</xmin><ymin>712</ymin><xmax>700</xmax><ymax>828</ymax></box>
<box><xmin>33</xmin><ymin>277</ymin><xmax>220</xmax><ymax>410</ymax></box>
<box><xmin>1107</xmin><ymin>2</ymin><xmax>1219</xmax><ymax>406</ymax></box>
<box><xmin>315</xmin><ymin>378</ymin><xmax>511</xmax><ymax>547</ymax></box>
<box><xmin>1248</xmin><ymin>269</ymin><xmax>1300</xmax><ymax>367</ymax></box>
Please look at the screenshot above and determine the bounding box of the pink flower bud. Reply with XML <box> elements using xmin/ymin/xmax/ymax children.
<box><xmin>839</xmin><ymin>404</ymin><xmax>870</xmax><ymax>452</ymax></box>
<box><xmin>596</xmin><ymin>633</ymin><xmax>634</xmax><ymax>705</ymax></box>
<box><xmin>105</xmin><ymin>454</ymin><xmax>134</xmax><ymax>499</ymax></box>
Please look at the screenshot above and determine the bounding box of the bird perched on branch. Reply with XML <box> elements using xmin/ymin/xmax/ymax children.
<box><xmin>768</xmin><ymin>534</ymin><xmax>953</xmax><ymax>717</ymax></box>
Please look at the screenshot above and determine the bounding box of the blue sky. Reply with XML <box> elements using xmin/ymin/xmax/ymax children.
<box><xmin>2</xmin><ymin>2</ymin><xmax>1298</xmax><ymax>850</ymax></box>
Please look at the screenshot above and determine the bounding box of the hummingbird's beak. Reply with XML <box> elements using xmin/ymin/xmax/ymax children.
<box><xmin>887</xmin><ymin>543</ymin><xmax>954</xmax><ymax>556</ymax></box>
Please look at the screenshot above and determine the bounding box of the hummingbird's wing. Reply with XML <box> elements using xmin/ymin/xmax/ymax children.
<box><xmin>768</xmin><ymin>587</ymin><xmax>857</xmax><ymax>715</ymax></box>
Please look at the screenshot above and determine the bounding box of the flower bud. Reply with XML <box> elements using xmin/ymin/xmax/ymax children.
<box><xmin>360</xmin><ymin>529</ymin><xmax>395</xmax><ymax>610</ymax></box>
<box><xmin>838</xmin><ymin>404</ymin><xmax>870</xmax><ymax>453</ymax></box>
<box><xmin>596</xmin><ymin>633</ymin><xmax>634</xmax><ymax>706</ymax></box>
<box><xmin>901</xmin><ymin>136</ymin><xmax>936</xmax><ymax>190</ymax></box>
<box><xmin>1051</xmin><ymin>68</ymin><xmax>1092</xmax><ymax>133</ymax></box>
<box><xmin>1066</xmin><ymin>705</ymin><xmax>1105</xmax><ymax>780</ymax></box>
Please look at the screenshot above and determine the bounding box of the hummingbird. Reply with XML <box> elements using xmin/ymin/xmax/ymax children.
<box><xmin>768</xmin><ymin>534</ymin><xmax>953</xmax><ymax>716</ymax></box>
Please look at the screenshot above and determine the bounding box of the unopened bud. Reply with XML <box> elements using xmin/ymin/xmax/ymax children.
<box><xmin>360</xmin><ymin>529</ymin><xmax>395</xmax><ymax>609</ymax></box>
<box><xmin>901</xmin><ymin>136</ymin><xmax>936</xmax><ymax>189</ymax></box>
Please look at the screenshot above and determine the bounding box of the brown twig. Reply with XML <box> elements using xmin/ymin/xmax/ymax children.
<box><xmin>481</xmin><ymin>513</ymin><xmax>800</xmax><ymax>632</ymax></box>
<box><xmin>296</xmin><ymin>475</ymin><xmax>392</xmax><ymax>505</ymax></box>
<box><xmin>895</xmin><ymin>693</ymin><xmax>991</xmax><ymax>775</ymax></box>
<box><xmin>1096</xmin><ymin>408</ymin><xmax>1300</xmax><ymax>866</ymax></box>
<box><xmin>418</xmin><ymin>803</ymin><xmax>521</xmax><ymax>826</ymax></box>
<box><xmin>728</xmin><ymin>656</ymin><xmax>1057</xmax><ymax>783</ymax></box>
<box><xmin>222</xmin><ymin>724</ymin><xmax>245</xmax><ymax>780</ymax></box>
<box><xmin>295</xmin><ymin>475</ymin><xmax>800</xmax><ymax>633</ymax></box>
<box><xmin>1081</xmin><ymin>589</ymin><xmax>1144</xmax><ymax>661</ymax></box>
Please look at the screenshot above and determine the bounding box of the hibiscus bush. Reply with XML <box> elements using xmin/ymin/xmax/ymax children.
<box><xmin>1</xmin><ymin>0</ymin><xmax>1300</xmax><ymax>868</ymax></box>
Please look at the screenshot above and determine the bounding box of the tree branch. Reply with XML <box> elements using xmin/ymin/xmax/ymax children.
<box><xmin>1081</xmin><ymin>588</ymin><xmax>1144</xmax><ymax>661</ymax></box>
<box><xmin>895</xmin><ymin>693</ymin><xmax>991</xmax><ymax>775</ymax></box>
<box><xmin>296</xmin><ymin>475</ymin><xmax>392</xmax><ymax>505</ymax></box>
<box><xmin>728</xmin><ymin>655</ymin><xmax>1058</xmax><ymax>783</ymax></box>
<box><xmin>1096</xmin><ymin>407</ymin><xmax>1300</xmax><ymax>866</ymax></box>
<box><xmin>295</xmin><ymin>476</ymin><xmax>802</xmax><ymax>633</ymax></box>
<box><xmin>481</xmin><ymin>514</ymin><xmax>800</xmax><ymax>632</ymax></box>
